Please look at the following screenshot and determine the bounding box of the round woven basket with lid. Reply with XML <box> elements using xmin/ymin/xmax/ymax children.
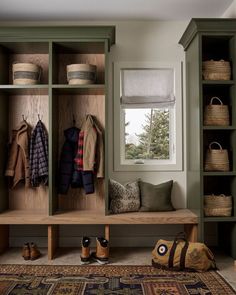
<box><xmin>13</xmin><ymin>62</ymin><xmax>41</xmax><ymax>85</ymax></box>
<box><xmin>67</xmin><ymin>64</ymin><xmax>97</xmax><ymax>85</ymax></box>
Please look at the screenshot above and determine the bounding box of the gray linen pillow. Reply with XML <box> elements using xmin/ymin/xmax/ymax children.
<box><xmin>109</xmin><ymin>179</ymin><xmax>140</xmax><ymax>214</ymax></box>
<box><xmin>139</xmin><ymin>180</ymin><xmax>174</xmax><ymax>212</ymax></box>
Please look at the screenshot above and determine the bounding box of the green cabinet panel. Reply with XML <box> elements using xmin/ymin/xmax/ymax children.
<box><xmin>180</xmin><ymin>19</ymin><xmax>236</xmax><ymax>258</ymax></box>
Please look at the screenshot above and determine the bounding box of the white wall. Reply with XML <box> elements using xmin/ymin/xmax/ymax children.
<box><xmin>4</xmin><ymin>20</ymin><xmax>191</xmax><ymax>247</ymax></box>
<box><xmin>222</xmin><ymin>0</ymin><xmax>236</xmax><ymax>17</ymax></box>
<box><xmin>108</xmin><ymin>21</ymin><xmax>187</xmax><ymax>210</ymax></box>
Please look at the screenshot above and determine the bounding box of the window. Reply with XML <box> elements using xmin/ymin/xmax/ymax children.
<box><xmin>114</xmin><ymin>62</ymin><xmax>182</xmax><ymax>171</ymax></box>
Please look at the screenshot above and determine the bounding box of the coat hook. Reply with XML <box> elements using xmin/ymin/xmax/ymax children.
<box><xmin>22</xmin><ymin>115</ymin><xmax>25</xmax><ymax>121</ymax></box>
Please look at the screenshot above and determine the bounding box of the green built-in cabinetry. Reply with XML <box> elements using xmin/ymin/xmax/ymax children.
<box><xmin>180</xmin><ymin>18</ymin><xmax>236</xmax><ymax>258</ymax></box>
<box><xmin>0</xmin><ymin>26</ymin><xmax>115</xmax><ymax>258</ymax></box>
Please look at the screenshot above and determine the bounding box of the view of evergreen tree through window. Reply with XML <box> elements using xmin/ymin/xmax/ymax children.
<box><xmin>125</xmin><ymin>108</ymin><xmax>170</xmax><ymax>160</ymax></box>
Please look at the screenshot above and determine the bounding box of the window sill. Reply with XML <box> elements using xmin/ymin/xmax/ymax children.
<box><xmin>114</xmin><ymin>161</ymin><xmax>183</xmax><ymax>172</ymax></box>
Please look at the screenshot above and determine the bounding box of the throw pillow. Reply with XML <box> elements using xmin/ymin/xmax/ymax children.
<box><xmin>139</xmin><ymin>180</ymin><xmax>174</xmax><ymax>212</ymax></box>
<box><xmin>109</xmin><ymin>179</ymin><xmax>140</xmax><ymax>214</ymax></box>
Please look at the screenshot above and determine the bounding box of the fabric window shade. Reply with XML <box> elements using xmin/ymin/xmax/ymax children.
<box><xmin>121</xmin><ymin>68</ymin><xmax>175</xmax><ymax>108</ymax></box>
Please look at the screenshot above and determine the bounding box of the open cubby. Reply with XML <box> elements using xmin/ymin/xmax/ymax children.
<box><xmin>0</xmin><ymin>90</ymin><xmax>49</xmax><ymax>215</ymax></box>
<box><xmin>204</xmin><ymin>176</ymin><xmax>235</xmax><ymax>196</ymax></box>
<box><xmin>202</xmin><ymin>35</ymin><xmax>234</xmax><ymax>65</ymax></box>
<box><xmin>52</xmin><ymin>92</ymin><xmax>105</xmax><ymax>214</ymax></box>
<box><xmin>52</xmin><ymin>42</ymin><xmax>105</xmax><ymax>85</ymax></box>
<box><xmin>0</xmin><ymin>42</ymin><xmax>49</xmax><ymax>85</ymax></box>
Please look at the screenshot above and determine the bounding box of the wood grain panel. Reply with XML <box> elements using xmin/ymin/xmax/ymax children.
<box><xmin>57</xmin><ymin>94</ymin><xmax>105</xmax><ymax>212</ymax></box>
<box><xmin>9</xmin><ymin>54</ymin><xmax>49</xmax><ymax>84</ymax></box>
<box><xmin>8</xmin><ymin>93</ymin><xmax>49</xmax><ymax>212</ymax></box>
<box><xmin>0</xmin><ymin>209</ymin><xmax>198</xmax><ymax>225</ymax></box>
<box><xmin>56</xmin><ymin>54</ymin><xmax>104</xmax><ymax>84</ymax></box>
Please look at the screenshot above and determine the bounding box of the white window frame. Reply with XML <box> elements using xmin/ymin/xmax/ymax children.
<box><xmin>113</xmin><ymin>61</ymin><xmax>183</xmax><ymax>172</ymax></box>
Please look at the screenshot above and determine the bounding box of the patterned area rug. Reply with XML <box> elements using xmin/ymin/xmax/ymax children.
<box><xmin>0</xmin><ymin>264</ymin><xmax>235</xmax><ymax>295</ymax></box>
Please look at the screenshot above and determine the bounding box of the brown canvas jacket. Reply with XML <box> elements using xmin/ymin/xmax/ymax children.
<box><xmin>5</xmin><ymin>121</ymin><xmax>31</xmax><ymax>188</ymax></box>
<box><xmin>82</xmin><ymin>115</ymin><xmax>104</xmax><ymax>178</ymax></box>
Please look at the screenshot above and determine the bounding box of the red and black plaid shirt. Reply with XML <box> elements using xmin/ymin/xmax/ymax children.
<box><xmin>74</xmin><ymin>131</ymin><xmax>84</xmax><ymax>170</ymax></box>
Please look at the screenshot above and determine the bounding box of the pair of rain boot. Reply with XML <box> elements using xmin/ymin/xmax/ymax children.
<box><xmin>80</xmin><ymin>236</ymin><xmax>109</xmax><ymax>265</ymax></box>
<box><xmin>22</xmin><ymin>242</ymin><xmax>41</xmax><ymax>261</ymax></box>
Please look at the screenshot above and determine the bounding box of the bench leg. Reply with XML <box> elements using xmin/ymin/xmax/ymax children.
<box><xmin>0</xmin><ymin>225</ymin><xmax>9</xmax><ymax>254</ymax></box>
<box><xmin>48</xmin><ymin>225</ymin><xmax>58</xmax><ymax>260</ymax></box>
<box><xmin>184</xmin><ymin>224</ymin><xmax>198</xmax><ymax>242</ymax></box>
<box><xmin>105</xmin><ymin>225</ymin><xmax>110</xmax><ymax>241</ymax></box>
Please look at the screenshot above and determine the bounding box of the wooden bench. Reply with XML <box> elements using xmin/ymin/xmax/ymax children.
<box><xmin>0</xmin><ymin>208</ymin><xmax>198</xmax><ymax>259</ymax></box>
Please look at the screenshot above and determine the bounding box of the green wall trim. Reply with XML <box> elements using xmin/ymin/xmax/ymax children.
<box><xmin>179</xmin><ymin>18</ymin><xmax>236</xmax><ymax>50</ymax></box>
<box><xmin>0</xmin><ymin>26</ymin><xmax>115</xmax><ymax>50</ymax></box>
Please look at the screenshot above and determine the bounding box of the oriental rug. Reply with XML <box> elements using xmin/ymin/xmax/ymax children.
<box><xmin>0</xmin><ymin>264</ymin><xmax>235</xmax><ymax>294</ymax></box>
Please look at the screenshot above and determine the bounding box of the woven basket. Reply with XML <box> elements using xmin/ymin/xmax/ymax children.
<box><xmin>202</xmin><ymin>60</ymin><xmax>231</xmax><ymax>80</ymax></box>
<box><xmin>204</xmin><ymin>194</ymin><xmax>232</xmax><ymax>216</ymax></box>
<box><xmin>67</xmin><ymin>64</ymin><xmax>97</xmax><ymax>85</ymax></box>
<box><xmin>204</xmin><ymin>97</ymin><xmax>230</xmax><ymax>126</ymax></box>
<box><xmin>205</xmin><ymin>142</ymin><xmax>229</xmax><ymax>172</ymax></box>
<box><xmin>13</xmin><ymin>62</ymin><xmax>41</xmax><ymax>85</ymax></box>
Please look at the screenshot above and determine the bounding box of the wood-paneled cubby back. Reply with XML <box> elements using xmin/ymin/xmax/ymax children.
<box><xmin>0</xmin><ymin>26</ymin><xmax>115</xmax><ymax>219</ymax></box>
<box><xmin>180</xmin><ymin>18</ymin><xmax>236</xmax><ymax>259</ymax></box>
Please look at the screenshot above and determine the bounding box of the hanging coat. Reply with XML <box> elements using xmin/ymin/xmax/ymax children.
<box><xmin>74</xmin><ymin>128</ymin><xmax>94</xmax><ymax>194</ymax></box>
<box><xmin>5</xmin><ymin>121</ymin><xmax>31</xmax><ymax>188</ymax></box>
<box><xmin>58</xmin><ymin>127</ymin><xmax>80</xmax><ymax>194</ymax></box>
<box><xmin>30</xmin><ymin>120</ymin><xmax>48</xmax><ymax>187</ymax></box>
<box><xmin>74</xmin><ymin>115</ymin><xmax>104</xmax><ymax>174</ymax></box>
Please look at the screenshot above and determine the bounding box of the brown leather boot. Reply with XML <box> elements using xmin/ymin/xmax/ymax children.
<box><xmin>30</xmin><ymin>243</ymin><xmax>41</xmax><ymax>260</ymax></box>
<box><xmin>80</xmin><ymin>237</ymin><xmax>91</xmax><ymax>264</ymax></box>
<box><xmin>91</xmin><ymin>237</ymin><xmax>109</xmax><ymax>264</ymax></box>
<box><xmin>22</xmin><ymin>243</ymin><xmax>30</xmax><ymax>260</ymax></box>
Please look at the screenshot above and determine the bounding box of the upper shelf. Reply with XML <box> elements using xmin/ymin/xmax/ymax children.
<box><xmin>202</xmin><ymin>80</ymin><xmax>234</xmax><ymax>85</ymax></box>
<box><xmin>52</xmin><ymin>84</ymin><xmax>105</xmax><ymax>95</ymax></box>
<box><xmin>0</xmin><ymin>85</ymin><xmax>49</xmax><ymax>95</ymax></box>
<box><xmin>203</xmin><ymin>126</ymin><xmax>236</xmax><ymax>130</ymax></box>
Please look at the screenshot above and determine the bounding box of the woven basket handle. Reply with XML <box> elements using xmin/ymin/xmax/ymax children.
<box><xmin>210</xmin><ymin>96</ymin><xmax>223</xmax><ymax>105</ymax></box>
<box><xmin>209</xmin><ymin>141</ymin><xmax>222</xmax><ymax>150</ymax></box>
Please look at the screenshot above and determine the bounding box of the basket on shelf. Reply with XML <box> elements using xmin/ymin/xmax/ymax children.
<box><xmin>67</xmin><ymin>64</ymin><xmax>97</xmax><ymax>85</ymax></box>
<box><xmin>12</xmin><ymin>62</ymin><xmax>41</xmax><ymax>85</ymax></box>
<box><xmin>204</xmin><ymin>194</ymin><xmax>232</xmax><ymax>217</ymax></box>
<box><xmin>204</xmin><ymin>96</ymin><xmax>230</xmax><ymax>126</ymax></box>
<box><xmin>202</xmin><ymin>59</ymin><xmax>231</xmax><ymax>80</ymax></box>
<box><xmin>204</xmin><ymin>141</ymin><xmax>230</xmax><ymax>172</ymax></box>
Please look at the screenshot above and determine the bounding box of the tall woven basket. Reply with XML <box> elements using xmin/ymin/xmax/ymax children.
<box><xmin>13</xmin><ymin>62</ymin><xmax>41</xmax><ymax>85</ymax></box>
<box><xmin>202</xmin><ymin>60</ymin><xmax>231</xmax><ymax>80</ymax></box>
<box><xmin>205</xmin><ymin>142</ymin><xmax>230</xmax><ymax>172</ymax></box>
<box><xmin>204</xmin><ymin>194</ymin><xmax>232</xmax><ymax>217</ymax></box>
<box><xmin>204</xmin><ymin>97</ymin><xmax>230</xmax><ymax>126</ymax></box>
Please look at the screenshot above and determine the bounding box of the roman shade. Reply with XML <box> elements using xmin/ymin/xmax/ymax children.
<box><xmin>121</xmin><ymin>68</ymin><xmax>175</xmax><ymax>108</ymax></box>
